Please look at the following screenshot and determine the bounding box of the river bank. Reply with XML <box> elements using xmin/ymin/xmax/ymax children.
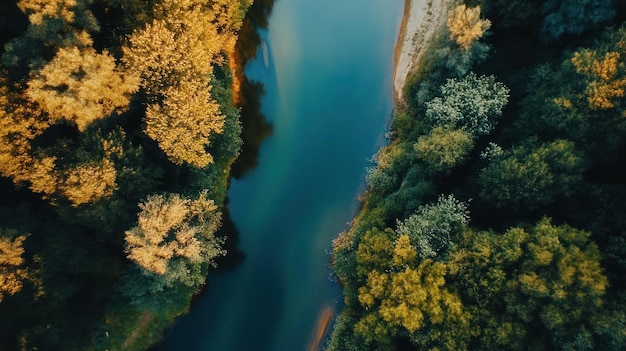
<box><xmin>393</xmin><ymin>0</ymin><xmax>450</xmax><ymax>103</ymax></box>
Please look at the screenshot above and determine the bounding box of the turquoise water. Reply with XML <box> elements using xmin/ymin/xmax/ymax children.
<box><xmin>164</xmin><ymin>0</ymin><xmax>402</xmax><ymax>349</ymax></box>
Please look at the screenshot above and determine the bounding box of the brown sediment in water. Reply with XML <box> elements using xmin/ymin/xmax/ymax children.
<box><xmin>308</xmin><ymin>305</ymin><xmax>334</xmax><ymax>351</ymax></box>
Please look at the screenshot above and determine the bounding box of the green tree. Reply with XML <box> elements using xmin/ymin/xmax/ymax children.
<box><xmin>425</xmin><ymin>72</ymin><xmax>509</xmax><ymax>136</ymax></box>
<box><xmin>478</xmin><ymin>139</ymin><xmax>587</xmax><ymax>209</ymax></box>
<box><xmin>414</xmin><ymin>127</ymin><xmax>474</xmax><ymax>173</ymax></box>
<box><xmin>540</xmin><ymin>0</ymin><xmax>616</xmax><ymax>42</ymax></box>
<box><xmin>396</xmin><ymin>195</ymin><xmax>468</xmax><ymax>259</ymax></box>
<box><xmin>450</xmin><ymin>218</ymin><xmax>609</xmax><ymax>350</ymax></box>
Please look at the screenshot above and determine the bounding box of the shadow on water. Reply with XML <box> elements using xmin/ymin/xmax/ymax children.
<box><xmin>230</xmin><ymin>0</ymin><xmax>276</xmax><ymax>179</ymax></box>
<box><xmin>212</xmin><ymin>199</ymin><xmax>246</xmax><ymax>271</ymax></box>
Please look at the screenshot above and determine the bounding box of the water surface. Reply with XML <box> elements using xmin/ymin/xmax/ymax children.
<box><xmin>164</xmin><ymin>0</ymin><xmax>402</xmax><ymax>349</ymax></box>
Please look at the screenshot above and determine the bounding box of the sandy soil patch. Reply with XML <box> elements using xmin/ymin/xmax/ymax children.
<box><xmin>393</xmin><ymin>0</ymin><xmax>450</xmax><ymax>103</ymax></box>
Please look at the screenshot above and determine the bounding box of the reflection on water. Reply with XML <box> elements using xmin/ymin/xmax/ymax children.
<box><xmin>231</xmin><ymin>0</ymin><xmax>276</xmax><ymax>179</ymax></box>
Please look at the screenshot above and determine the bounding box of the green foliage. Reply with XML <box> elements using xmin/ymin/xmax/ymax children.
<box><xmin>396</xmin><ymin>195</ymin><xmax>468</xmax><ymax>260</ymax></box>
<box><xmin>540</xmin><ymin>0</ymin><xmax>616</xmax><ymax>42</ymax></box>
<box><xmin>414</xmin><ymin>127</ymin><xmax>474</xmax><ymax>173</ymax></box>
<box><xmin>450</xmin><ymin>218</ymin><xmax>610</xmax><ymax>350</ymax></box>
<box><xmin>478</xmin><ymin>139</ymin><xmax>587</xmax><ymax>209</ymax></box>
<box><xmin>425</xmin><ymin>72</ymin><xmax>509</xmax><ymax>136</ymax></box>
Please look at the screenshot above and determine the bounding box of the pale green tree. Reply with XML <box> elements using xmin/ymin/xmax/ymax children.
<box><xmin>425</xmin><ymin>72</ymin><xmax>509</xmax><ymax>136</ymax></box>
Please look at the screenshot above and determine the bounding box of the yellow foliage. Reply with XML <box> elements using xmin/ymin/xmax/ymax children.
<box><xmin>17</xmin><ymin>0</ymin><xmax>77</xmax><ymax>25</ymax></box>
<box><xmin>572</xmin><ymin>50</ymin><xmax>626</xmax><ymax>109</ymax></box>
<box><xmin>60</xmin><ymin>159</ymin><xmax>118</xmax><ymax>206</ymax></box>
<box><xmin>0</xmin><ymin>235</ymin><xmax>28</xmax><ymax>302</ymax></box>
<box><xmin>392</xmin><ymin>235</ymin><xmax>416</xmax><ymax>266</ymax></box>
<box><xmin>27</xmin><ymin>47</ymin><xmax>139</xmax><ymax>131</ymax></box>
<box><xmin>0</xmin><ymin>80</ymin><xmax>58</xmax><ymax>195</ymax></box>
<box><xmin>145</xmin><ymin>78</ymin><xmax>224</xmax><ymax>167</ymax></box>
<box><xmin>125</xmin><ymin>193</ymin><xmax>221</xmax><ymax>275</ymax></box>
<box><xmin>447</xmin><ymin>5</ymin><xmax>491</xmax><ymax>50</ymax></box>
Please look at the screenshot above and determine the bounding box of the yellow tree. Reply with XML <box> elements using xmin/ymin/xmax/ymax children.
<box><xmin>0</xmin><ymin>232</ymin><xmax>28</xmax><ymax>302</ymax></box>
<box><xmin>355</xmin><ymin>236</ymin><xmax>470</xmax><ymax>350</ymax></box>
<box><xmin>572</xmin><ymin>50</ymin><xmax>626</xmax><ymax>109</ymax></box>
<box><xmin>124</xmin><ymin>192</ymin><xmax>224</xmax><ymax>280</ymax></box>
<box><xmin>26</xmin><ymin>47</ymin><xmax>139</xmax><ymax>131</ymax></box>
<box><xmin>123</xmin><ymin>0</ymin><xmax>228</xmax><ymax>167</ymax></box>
<box><xmin>145</xmin><ymin>78</ymin><xmax>225</xmax><ymax>167</ymax></box>
<box><xmin>59</xmin><ymin>159</ymin><xmax>118</xmax><ymax>206</ymax></box>
<box><xmin>447</xmin><ymin>4</ymin><xmax>491</xmax><ymax>50</ymax></box>
<box><xmin>0</xmin><ymin>75</ymin><xmax>58</xmax><ymax>195</ymax></box>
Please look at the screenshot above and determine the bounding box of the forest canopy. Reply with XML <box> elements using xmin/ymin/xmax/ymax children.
<box><xmin>329</xmin><ymin>1</ymin><xmax>626</xmax><ymax>350</ymax></box>
<box><xmin>0</xmin><ymin>0</ymin><xmax>250</xmax><ymax>349</ymax></box>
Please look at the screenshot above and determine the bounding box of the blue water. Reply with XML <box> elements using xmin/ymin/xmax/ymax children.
<box><xmin>164</xmin><ymin>0</ymin><xmax>402</xmax><ymax>349</ymax></box>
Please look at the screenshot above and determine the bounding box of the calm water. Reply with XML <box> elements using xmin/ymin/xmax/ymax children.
<box><xmin>164</xmin><ymin>0</ymin><xmax>402</xmax><ymax>349</ymax></box>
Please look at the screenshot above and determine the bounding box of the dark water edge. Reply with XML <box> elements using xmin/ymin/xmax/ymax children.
<box><xmin>231</xmin><ymin>0</ymin><xmax>277</xmax><ymax>179</ymax></box>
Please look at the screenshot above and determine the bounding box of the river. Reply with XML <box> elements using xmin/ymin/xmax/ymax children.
<box><xmin>163</xmin><ymin>0</ymin><xmax>402</xmax><ymax>349</ymax></box>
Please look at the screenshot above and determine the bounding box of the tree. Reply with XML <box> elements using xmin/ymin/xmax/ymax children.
<box><xmin>414</xmin><ymin>127</ymin><xmax>474</xmax><ymax>173</ymax></box>
<box><xmin>26</xmin><ymin>47</ymin><xmax>139</xmax><ymax>131</ymax></box>
<box><xmin>3</xmin><ymin>0</ymin><xmax>99</xmax><ymax>68</ymax></box>
<box><xmin>425</xmin><ymin>72</ymin><xmax>509</xmax><ymax>136</ymax></box>
<box><xmin>356</xmin><ymin>258</ymin><xmax>470</xmax><ymax>350</ymax></box>
<box><xmin>124</xmin><ymin>192</ymin><xmax>224</xmax><ymax>280</ymax></box>
<box><xmin>478</xmin><ymin>139</ymin><xmax>587</xmax><ymax>209</ymax></box>
<box><xmin>571</xmin><ymin>50</ymin><xmax>626</xmax><ymax>110</ymax></box>
<box><xmin>58</xmin><ymin>159</ymin><xmax>118</xmax><ymax>206</ymax></box>
<box><xmin>0</xmin><ymin>74</ymin><xmax>58</xmax><ymax>196</ymax></box>
<box><xmin>540</xmin><ymin>0</ymin><xmax>616</xmax><ymax>42</ymax></box>
<box><xmin>449</xmin><ymin>218</ymin><xmax>610</xmax><ymax>350</ymax></box>
<box><xmin>396</xmin><ymin>195</ymin><xmax>469</xmax><ymax>259</ymax></box>
<box><xmin>447</xmin><ymin>4</ymin><xmax>491</xmax><ymax>50</ymax></box>
<box><xmin>145</xmin><ymin>78</ymin><xmax>225</xmax><ymax>167</ymax></box>
<box><xmin>0</xmin><ymin>230</ymin><xmax>28</xmax><ymax>302</ymax></box>
<box><xmin>123</xmin><ymin>0</ymin><xmax>229</xmax><ymax>167</ymax></box>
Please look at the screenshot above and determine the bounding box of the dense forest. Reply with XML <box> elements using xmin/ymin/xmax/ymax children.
<box><xmin>329</xmin><ymin>0</ymin><xmax>626</xmax><ymax>350</ymax></box>
<box><xmin>0</xmin><ymin>0</ymin><xmax>253</xmax><ymax>349</ymax></box>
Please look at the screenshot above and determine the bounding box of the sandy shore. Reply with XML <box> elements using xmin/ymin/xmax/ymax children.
<box><xmin>393</xmin><ymin>0</ymin><xmax>449</xmax><ymax>103</ymax></box>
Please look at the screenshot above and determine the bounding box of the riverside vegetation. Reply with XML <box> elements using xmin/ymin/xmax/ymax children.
<box><xmin>329</xmin><ymin>1</ymin><xmax>626</xmax><ymax>350</ymax></box>
<box><xmin>0</xmin><ymin>0</ymin><xmax>252</xmax><ymax>349</ymax></box>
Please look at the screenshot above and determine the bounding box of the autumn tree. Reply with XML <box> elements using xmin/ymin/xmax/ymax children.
<box><xmin>0</xmin><ymin>74</ymin><xmax>57</xmax><ymax>195</ymax></box>
<box><xmin>425</xmin><ymin>73</ymin><xmax>509</xmax><ymax>137</ymax></box>
<box><xmin>26</xmin><ymin>47</ymin><xmax>139</xmax><ymax>131</ymax></box>
<box><xmin>124</xmin><ymin>192</ymin><xmax>224</xmax><ymax>282</ymax></box>
<box><xmin>145</xmin><ymin>78</ymin><xmax>225</xmax><ymax>167</ymax></box>
<box><xmin>3</xmin><ymin>0</ymin><xmax>99</xmax><ymax>68</ymax></box>
<box><xmin>0</xmin><ymin>230</ymin><xmax>28</xmax><ymax>302</ymax></box>
<box><xmin>571</xmin><ymin>50</ymin><xmax>626</xmax><ymax>110</ymax></box>
<box><xmin>447</xmin><ymin>4</ymin><xmax>491</xmax><ymax>50</ymax></box>
<box><xmin>123</xmin><ymin>0</ymin><xmax>229</xmax><ymax>167</ymax></box>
